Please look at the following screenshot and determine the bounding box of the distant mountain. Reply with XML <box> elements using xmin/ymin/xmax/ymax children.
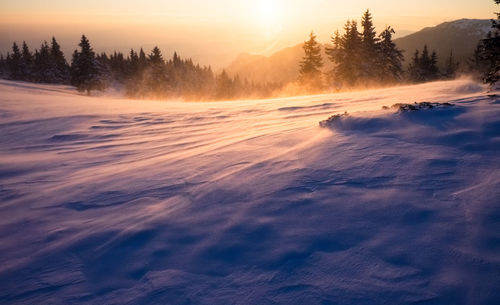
<box><xmin>394</xmin><ymin>19</ymin><xmax>492</xmax><ymax>66</ymax></box>
<box><xmin>226</xmin><ymin>19</ymin><xmax>492</xmax><ymax>83</ymax></box>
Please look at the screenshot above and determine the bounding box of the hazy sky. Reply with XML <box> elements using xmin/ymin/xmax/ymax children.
<box><xmin>0</xmin><ymin>0</ymin><xmax>496</xmax><ymax>67</ymax></box>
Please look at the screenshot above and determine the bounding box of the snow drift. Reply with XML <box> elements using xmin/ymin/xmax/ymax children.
<box><xmin>0</xmin><ymin>79</ymin><xmax>499</xmax><ymax>304</ymax></box>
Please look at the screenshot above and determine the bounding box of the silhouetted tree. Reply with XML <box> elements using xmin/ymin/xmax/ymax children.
<box><xmin>146</xmin><ymin>46</ymin><xmax>168</xmax><ymax>95</ymax></box>
<box><xmin>469</xmin><ymin>41</ymin><xmax>490</xmax><ymax>79</ymax></box>
<box><xmin>325</xmin><ymin>30</ymin><xmax>342</xmax><ymax>88</ymax></box>
<box><xmin>408</xmin><ymin>50</ymin><xmax>421</xmax><ymax>82</ymax></box>
<box><xmin>20</xmin><ymin>41</ymin><xmax>34</xmax><ymax>80</ymax></box>
<box><xmin>443</xmin><ymin>51</ymin><xmax>459</xmax><ymax>79</ymax></box>
<box><xmin>50</xmin><ymin>37</ymin><xmax>70</xmax><ymax>83</ymax></box>
<box><xmin>408</xmin><ymin>45</ymin><xmax>439</xmax><ymax>82</ymax></box>
<box><xmin>478</xmin><ymin>0</ymin><xmax>500</xmax><ymax>85</ymax></box>
<box><xmin>0</xmin><ymin>55</ymin><xmax>6</xmax><ymax>77</ymax></box>
<box><xmin>215</xmin><ymin>70</ymin><xmax>234</xmax><ymax>99</ymax></box>
<box><xmin>34</xmin><ymin>41</ymin><xmax>53</xmax><ymax>82</ymax></box>
<box><xmin>299</xmin><ymin>32</ymin><xmax>324</xmax><ymax>89</ymax></box>
<box><xmin>377</xmin><ymin>26</ymin><xmax>404</xmax><ymax>82</ymax></box>
<box><xmin>329</xmin><ymin>20</ymin><xmax>363</xmax><ymax>86</ymax></box>
<box><xmin>360</xmin><ymin>9</ymin><xmax>379</xmax><ymax>79</ymax></box>
<box><xmin>70</xmin><ymin>35</ymin><xmax>106</xmax><ymax>95</ymax></box>
<box><xmin>8</xmin><ymin>42</ymin><xmax>22</xmax><ymax>80</ymax></box>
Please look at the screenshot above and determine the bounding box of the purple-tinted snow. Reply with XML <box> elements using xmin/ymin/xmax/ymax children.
<box><xmin>0</xmin><ymin>79</ymin><xmax>499</xmax><ymax>304</ymax></box>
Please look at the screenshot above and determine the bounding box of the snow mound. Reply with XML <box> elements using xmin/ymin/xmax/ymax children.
<box><xmin>320</xmin><ymin>102</ymin><xmax>460</xmax><ymax>133</ymax></box>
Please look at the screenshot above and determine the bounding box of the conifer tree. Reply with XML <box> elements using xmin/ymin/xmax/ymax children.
<box><xmin>128</xmin><ymin>49</ymin><xmax>140</xmax><ymax>76</ymax></box>
<box><xmin>408</xmin><ymin>50</ymin><xmax>421</xmax><ymax>82</ymax></box>
<box><xmin>50</xmin><ymin>37</ymin><xmax>69</xmax><ymax>83</ymax></box>
<box><xmin>8</xmin><ymin>42</ymin><xmax>22</xmax><ymax>80</ymax></box>
<box><xmin>429</xmin><ymin>51</ymin><xmax>440</xmax><ymax>79</ymax></box>
<box><xmin>377</xmin><ymin>26</ymin><xmax>404</xmax><ymax>82</ymax></box>
<box><xmin>298</xmin><ymin>31</ymin><xmax>324</xmax><ymax>89</ymax></box>
<box><xmin>407</xmin><ymin>45</ymin><xmax>440</xmax><ymax>82</ymax></box>
<box><xmin>325</xmin><ymin>30</ymin><xmax>342</xmax><ymax>88</ymax></box>
<box><xmin>34</xmin><ymin>41</ymin><xmax>51</xmax><ymax>82</ymax></box>
<box><xmin>215</xmin><ymin>70</ymin><xmax>234</xmax><ymax>99</ymax></box>
<box><xmin>420</xmin><ymin>45</ymin><xmax>431</xmax><ymax>74</ymax></box>
<box><xmin>331</xmin><ymin>20</ymin><xmax>363</xmax><ymax>86</ymax></box>
<box><xmin>146</xmin><ymin>46</ymin><xmax>168</xmax><ymax>95</ymax></box>
<box><xmin>469</xmin><ymin>41</ymin><xmax>489</xmax><ymax>78</ymax></box>
<box><xmin>477</xmin><ymin>0</ymin><xmax>500</xmax><ymax>85</ymax></box>
<box><xmin>360</xmin><ymin>9</ymin><xmax>379</xmax><ymax>79</ymax></box>
<box><xmin>70</xmin><ymin>35</ymin><xmax>105</xmax><ymax>95</ymax></box>
<box><xmin>20</xmin><ymin>41</ymin><xmax>34</xmax><ymax>80</ymax></box>
<box><xmin>0</xmin><ymin>55</ymin><xmax>6</xmax><ymax>77</ymax></box>
<box><xmin>443</xmin><ymin>51</ymin><xmax>459</xmax><ymax>79</ymax></box>
<box><xmin>138</xmin><ymin>48</ymin><xmax>148</xmax><ymax>68</ymax></box>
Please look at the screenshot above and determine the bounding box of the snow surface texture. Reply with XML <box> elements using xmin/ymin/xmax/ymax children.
<box><xmin>0</xmin><ymin>79</ymin><xmax>499</xmax><ymax>304</ymax></box>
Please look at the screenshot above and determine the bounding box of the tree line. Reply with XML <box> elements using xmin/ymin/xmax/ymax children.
<box><xmin>298</xmin><ymin>10</ymin><xmax>464</xmax><ymax>91</ymax></box>
<box><xmin>0</xmin><ymin>36</ymin><xmax>282</xmax><ymax>99</ymax></box>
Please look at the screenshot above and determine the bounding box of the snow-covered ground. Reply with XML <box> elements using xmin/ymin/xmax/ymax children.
<box><xmin>0</xmin><ymin>79</ymin><xmax>499</xmax><ymax>304</ymax></box>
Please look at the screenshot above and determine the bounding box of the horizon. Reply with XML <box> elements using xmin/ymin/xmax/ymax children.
<box><xmin>0</xmin><ymin>0</ymin><xmax>496</xmax><ymax>68</ymax></box>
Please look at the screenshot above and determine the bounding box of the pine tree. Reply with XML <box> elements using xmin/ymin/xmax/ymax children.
<box><xmin>443</xmin><ymin>51</ymin><xmax>459</xmax><ymax>79</ymax></box>
<box><xmin>478</xmin><ymin>0</ymin><xmax>500</xmax><ymax>85</ymax></box>
<box><xmin>469</xmin><ymin>41</ymin><xmax>489</xmax><ymax>78</ymax></box>
<box><xmin>50</xmin><ymin>37</ymin><xmax>69</xmax><ymax>83</ymax></box>
<box><xmin>146</xmin><ymin>46</ymin><xmax>168</xmax><ymax>96</ymax></box>
<box><xmin>298</xmin><ymin>31</ymin><xmax>324</xmax><ymax>89</ymax></box>
<box><xmin>70</xmin><ymin>35</ymin><xmax>105</xmax><ymax>95</ymax></box>
<box><xmin>138</xmin><ymin>48</ymin><xmax>148</xmax><ymax>69</ymax></box>
<box><xmin>429</xmin><ymin>51</ymin><xmax>440</xmax><ymax>80</ymax></box>
<box><xmin>108</xmin><ymin>51</ymin><xmax>127</xmax><ymax>81</ymax></box>
<box><xmin>420</xmin><ymin>45</ymin><xmax>431</xmax><ymax>78</ymax></box>
<box><xmin>215</xmin><ymin>70</ymin><xmax>234</xmax><ymax>99</ymax></box>
<box><xmin>8</xmin><ymin>42</ymin><xmax>22</xmax><ymax>80</ymax></box>
<box><xmin>325</xmin><ymin>30</ymin><xmax>342</xmax><ymax>88</ymax></box>
<box><xmin>408</xmin><ymin>45</ymin><xmax>439</xmax><ymax>82</ymax></box>
<box><xmin>330</xmin><ymin>20</ymin><xmax>363</xmax><ymax>86</ymax></box>
<box><xmin>128</xmin><ymin>49</ymin><xmax>140</xmax><ymax>76</ymax></box>
<box><xmin>360</xmin><ymin>9</ymin><xmax>379</xmax><ymax>79</ymax></box>
<box><xmin>408</xmin><ymin>49</ymin><xmax>421</xmax><ymax>82</ymax></box>
<box><xmin>0</xmin><ymin>55</ymin><xmax>6</xmax><ymax>77</ymax></box>
<box><xmin>20</xmin><ymin>41</ymin><xmax>34</xmax><ymax>81</ymax></box>
<box><xmin>34</xmin><ymin>41</ymin><xmax>52</xmax><ymax>82</ymax></box>
<box><xmin>377</xmin><ymin>26</ymin><xmax>404</xmax><ymax>82</ymax></box>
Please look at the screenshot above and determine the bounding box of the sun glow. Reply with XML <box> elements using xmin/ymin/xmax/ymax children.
<box><xmin>254</xmin><ymin>0</ymin><xmax>284</xmax><ymax>41</ymax></box>
<box><xmin>256</xmin><ymin>0</ymin><xmax>282</xmax><ymax>27</ymax></box>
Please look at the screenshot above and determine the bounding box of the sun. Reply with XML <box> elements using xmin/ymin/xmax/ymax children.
<box><xmin>256</xmin><ymin>0</ymin><xmax>282</xmax><ymax>27</ymax></box>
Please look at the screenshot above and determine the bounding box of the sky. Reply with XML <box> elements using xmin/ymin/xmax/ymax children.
<box><xmin>0</xmin><ymin>0</ymin><xmax>496</xmax><ymax>68</ymax></box>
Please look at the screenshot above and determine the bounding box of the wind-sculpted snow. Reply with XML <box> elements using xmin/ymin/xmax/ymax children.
<box><xmin>0</xmin><ymin>79</ymin><xmax>499</xmax><ymax>304</ymax></box>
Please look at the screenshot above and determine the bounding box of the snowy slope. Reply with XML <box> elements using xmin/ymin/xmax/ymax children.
<box><xmin>0</xmin><ymin>79</ymin><xmax>499</xmax><ymax>305</ymax></box>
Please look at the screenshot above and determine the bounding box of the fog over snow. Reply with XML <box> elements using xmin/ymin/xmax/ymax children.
<box><xmin>0</xmin><ymin>79</ymin><xmax>499</xmax><ymax>304</ymax></box>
